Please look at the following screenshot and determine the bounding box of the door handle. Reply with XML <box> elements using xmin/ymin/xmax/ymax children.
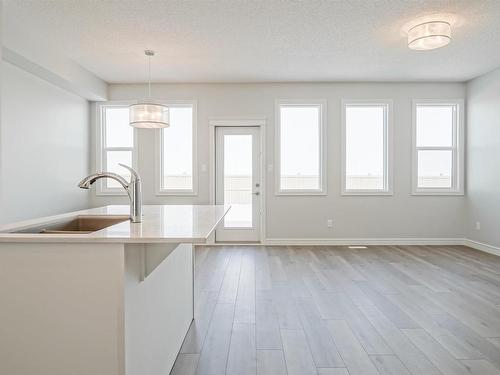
<box><xmin>253</xmin><ymin>192</ymin><xmax>260</xmax><ymax>195</ymax></box>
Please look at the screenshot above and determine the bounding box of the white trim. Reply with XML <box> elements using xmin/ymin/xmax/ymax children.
<box><xmin>155</xmin><ymin>100</ymin><xmax>198</xmax><ymax>196</ymax></box>
<box><xmin>263</xmin><ymin>237</ymin><xmax>499</xmax><ymax>258</ymax></box>
<box><xmin>411</xmin><ymin>99</ymin><xmax>465</xmax><ymax>195</ymax></box>
<box><xmin>263</xmin><ymin>237</ymin><xmax>465</xmax><ymax>246</ymax></box>
<box><xmin>202</xmin><ymin>237</ymin><xmax>500</xmax><ymax>258</ymax></box>
<box><xmin>463</xmin><ymin>239</ymin><xmax>500</xmax><ymax>257</ymax></box>
<box><xmin>339</xmin><ymin>191</ymin><xmax>395</xmax><ymax>196</ymax></box>
<box><xmin>95</xmin><ymin>101</ymin><xmax>138</xmax><ymax>196</ymax></box>
<box><xmin>209</xmin><ymin>118</ymin><xmax>266</xmax><ymax>127</ymax></box>
<box><xmin>208</xmin><ymin>118</ymin><xmax>267</xmax><ymax>244</ymax></box>
<box><xmin>274</xmin><ymin>99</ymin><xmax>327</xmax><ymax>196</ymax></box>
<box><xmin>341</xmin><ymin>99</ymin><xmax>394</xmax><ymax>196</ymax></box>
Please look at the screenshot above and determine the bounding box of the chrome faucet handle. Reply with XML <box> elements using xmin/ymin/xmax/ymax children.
<box><xmin>118</xmin><ymin>164</ymin><xmax>141</xmax><ymax>183</ymax></box>
<box><xmin>77</xmin><ymin>165</ymin><xmax>142</xmax><ymax>223</ymax></box>
<box><xmin>117</xmin><ymin>164</ymin><xmax>142</xmax><ymax>223</ymax></box>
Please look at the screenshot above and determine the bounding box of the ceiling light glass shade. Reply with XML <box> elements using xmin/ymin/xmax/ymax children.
<box><xmin>408</xmin><ymin>21</ymin><xmax>451</xmax><ymax>50</ymax></box>
<box><xmin>129</xmin><ymin>103</ymin><xmax>169</xmax><ymax>128</ymax></box>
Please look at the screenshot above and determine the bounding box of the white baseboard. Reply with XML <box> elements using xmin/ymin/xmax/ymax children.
<box><xmin>263</xmin><ymin>237</ymin><xmax>465</xmax><ymax>246</ymax></box>
<box><xmin>204</xmin><ymin>237</ymin><xmax>500</xmax><ymax>257</ymax></box>
<box><xmin>264</xmin><ymin>237</ymin><xmax>500</xmax><ymax>257</ymax></box>
<box><xmin>463</xmin><ymin>239</ymin><xmax>500</xmax><ymax>257</ymax></box>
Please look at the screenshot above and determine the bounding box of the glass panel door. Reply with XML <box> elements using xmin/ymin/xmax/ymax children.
<box><xmin>216</xmin><ymin>127</ymin><xmax>260</xmax><ymax>242</ymax></box>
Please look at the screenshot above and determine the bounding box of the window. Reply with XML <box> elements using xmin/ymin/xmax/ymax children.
<box><xmin>222</xmin><ymin>132</ymin><xmax>253</xmax><ymax>228</ymax></box>
<box><xmin>275</xmin><ymin>100</ymin><xmax>326</xmax><ymax>195</ymax></box>
<box><xmin>342</xmin><ymin>101</ymin><xmax>393</xmax><ymax>195</ymax></box>
<box><xmin>157</xmin><ymin>101</ymin><xmax>197</xmax><ymax>195</ymax></box>
<box><xmin>96</xmin><ymin>103</ymin><xmax>136</xmax><ymax>195</ymax></box>
<box><xmin>412</xmin><ymin>100</ymin><xmax>464</xmax><ymax>195</ymax></box>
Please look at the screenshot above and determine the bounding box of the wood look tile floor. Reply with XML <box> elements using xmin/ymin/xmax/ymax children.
<box><xmin>171</xmin><ymin>245</ymin><xmax>500</xmax><ymax>375</ymax></box>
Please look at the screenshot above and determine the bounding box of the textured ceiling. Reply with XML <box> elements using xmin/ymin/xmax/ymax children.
<box><xmin>4</xmin><ymin>0</ymin><xmax>500</xmax><ymax>83</ymax></box>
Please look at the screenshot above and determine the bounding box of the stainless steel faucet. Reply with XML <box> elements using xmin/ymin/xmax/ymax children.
<box><xmin>78</xmin><ymin>164</ymin><xmax>142</xmax><ymax>223</ymax></box>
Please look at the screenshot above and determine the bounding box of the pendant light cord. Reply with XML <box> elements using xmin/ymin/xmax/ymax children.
<box><xmin>148</xmin><ymin>53</ymin><xmax>151</xmax><ymax>98</ymax></box>
<box><xmin>144</xmin><ymin>50</ymin><xmax>155</xmax><ymax>100</ymax></box>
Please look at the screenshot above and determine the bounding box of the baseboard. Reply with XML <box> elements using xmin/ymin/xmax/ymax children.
<box><xmin>263</xmin><ymin>237</ymin><xmax>465</xmax><ymax>246</ymax></box>
<box><xmin>463</xmin><ymin>239</ymin><xmax>500</xmax><ymax>257</ymax></box>
<box><xmin>202</xmin><ymin>237</ymin><xmax>500</xmax><ymax>257</ymax></box>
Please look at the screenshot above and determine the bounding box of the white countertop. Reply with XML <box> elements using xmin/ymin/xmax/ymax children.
<box><xmin>0</xmin><ymin>205</ymin><xmax>230</xmax><ymax>243</ymax></box>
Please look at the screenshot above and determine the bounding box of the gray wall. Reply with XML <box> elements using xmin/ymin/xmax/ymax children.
<box><xmin>466</xmin><ymin>67</ymin><xmax>500</xmax><ymax>248</ymax></box>
<box><xmin>92</xmin><ymin>82</ymin><xmax>467</xmax><ymax>240</ymax></box>
<box><xmin>0</xmin><ymin>61</ymin><xmax>90</xmax><ymax>224</ymax></box>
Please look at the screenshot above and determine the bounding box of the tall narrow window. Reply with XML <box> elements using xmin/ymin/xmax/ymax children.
<box><xmin>276</xmin><ymin>100</ymin><xmax>326</xmax><ymax>195</ymax></box>
<box><xmin>157</xmin><ymin>102</ymin><xmax>197</xmax><ymax>195</ymax></box>
<box><xmin>412</xmin><ymin>100</ymin><xmax>464</xmax><ymax>194</ymax></box>
<box><xmin>342</xmin><ymin>101</ymin><xmax>392</xmax><ymax>194</ymax></box>
<box><xmin>97</xmin><ymin>104</ymin><xmax>136</xmax><ymax>194</ymax></box>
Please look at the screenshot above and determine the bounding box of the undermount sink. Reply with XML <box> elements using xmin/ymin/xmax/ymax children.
<box><xmin>13</xmin><ymin>215</ymin><xmax>129</xmax><ymax>234</ymax></box>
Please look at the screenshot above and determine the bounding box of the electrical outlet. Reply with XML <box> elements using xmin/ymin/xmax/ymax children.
<box><xmin>476</xmin><ymin>221</ymin><xmax>481</xmax><ymax>230</ymax></box>
<box><xmin>327</xmin><ymin>219</ymin><xmax>333</xmax><ymax>228</ymax></box>
<box><xmin>201</xmin><ymin>164</ymin><xmax>207</xmax><ymax>172</ymax></box>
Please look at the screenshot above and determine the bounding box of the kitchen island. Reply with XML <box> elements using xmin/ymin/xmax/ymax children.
<box><xmin>0</xmin><ymin>205</ymin><xmax>228</xmax><ymax>375</ymax></box>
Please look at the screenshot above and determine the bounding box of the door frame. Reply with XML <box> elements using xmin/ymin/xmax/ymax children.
<box><xmin>208</xmin><ymin>118</ymin><xmax>266</xmax><ymax>244</ymax></box>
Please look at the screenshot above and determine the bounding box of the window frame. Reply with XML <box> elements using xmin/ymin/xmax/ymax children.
<box><xmin>274</xmin><ymin>99</ymin><xmax>327</xmax><ymax>196</ymax></box>
<box><xmin>95</xmin><ymin>101</ymin><xmax>138</xmax><ymax>196</ymax></box>
<box><xmin>155</xmin><ymin>100</ymin><xmax>198</xmax><ymax>196</ymax></box>
<box><xmin>341</xmin><ymin>99</ymin><xmax>394</xmax><ymax>196</ymax></box>
<box><xmin>411</xmin><ymin>99</ymin><xmax>464</xmax><ymax>196</ymax></box>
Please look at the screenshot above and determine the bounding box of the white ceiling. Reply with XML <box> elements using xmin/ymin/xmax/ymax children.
<box><xmin>4</xmin><ymin>0</ymin><xmax>500</xmax><ymax>83</ymax></box>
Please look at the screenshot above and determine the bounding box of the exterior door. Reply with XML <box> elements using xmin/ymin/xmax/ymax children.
<box><xmin>215</xmin><ymin>127</ymin><xmax>261</xmax><ymax>242</ymax></box>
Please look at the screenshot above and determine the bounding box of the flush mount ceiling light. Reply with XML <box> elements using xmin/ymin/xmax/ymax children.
<box><xmin>129</xmin><ymin>50</ymin><xmax>169</xmax><ymax>128</ymax></box>
<box><xmin>408</xmin><ymin>21</ymin><xmax>451</xmax><ymax>51</ymax></box>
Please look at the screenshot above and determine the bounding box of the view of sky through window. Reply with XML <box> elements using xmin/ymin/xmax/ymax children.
<box><xmin>345</xmin><ymin>105</ymin><xmax>385</xmax><ymax>190</ymax></box>
<box><xmin>280</xmin><ymin>105</ymin><xmax>320</xmax><ymax>190</ymax></box>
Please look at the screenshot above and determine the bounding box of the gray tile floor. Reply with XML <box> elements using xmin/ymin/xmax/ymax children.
<box><xmin>171</xmin><ymin>245</ymin><xmax>500</xmax><ymax>375</ymax></box>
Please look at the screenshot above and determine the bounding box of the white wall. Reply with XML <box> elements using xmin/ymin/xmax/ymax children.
<box><xmin>0</xmin><ymin>1</ymin><xmax>4</xmax><ymax>223</ymax></box>
<box><xmin>92</xmin><ymin>82</ymin><xmax>466</xmax><ymax>240</ymax></box>
<box><xmin>0</xmin><ymin>61</ymin><xmax>90</xmax><ymax>224</ymax></box>
<box><xmin>465</xmin><ymin>67</ymin><xmax>500</xmax><ymax>248</ymax></box>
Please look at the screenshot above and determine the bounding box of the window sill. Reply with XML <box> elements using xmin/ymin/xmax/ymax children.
<box><xmin>275</xmin><ymin>190</ymin><xmax>327</xmax><ymax>196</ymax></box>
<box><xmin>156</xmin><ymin>190</ymin><xmax>198</xmax><ymax>196</ymax></box>
<box><xmin>411</xmin><ymin>190</ymin><xmax>464</xmax><ymax>196</ymax></box>
<box><xmin>341</xmin><ymin>190</ymin><xmax>393</xmax><ymax>196</ymax></box>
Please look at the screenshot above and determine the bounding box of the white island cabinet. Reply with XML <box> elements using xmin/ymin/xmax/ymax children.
<box><xmin>0</xmin><ymin>205</ymin><xmax>228</xmax><ymax>375</ymax></box>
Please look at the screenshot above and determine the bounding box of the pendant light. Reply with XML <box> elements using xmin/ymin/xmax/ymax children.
<box><xmin>129</xmin><ymin>50</ymin><xmax>169</xmax><ymax>128</ymax></box>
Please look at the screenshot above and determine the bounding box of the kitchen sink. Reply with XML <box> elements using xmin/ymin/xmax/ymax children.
<box><xmin>13</xmin><ymin>215</ymin><xmax>129</xmax><ymax>234</ymax></box>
